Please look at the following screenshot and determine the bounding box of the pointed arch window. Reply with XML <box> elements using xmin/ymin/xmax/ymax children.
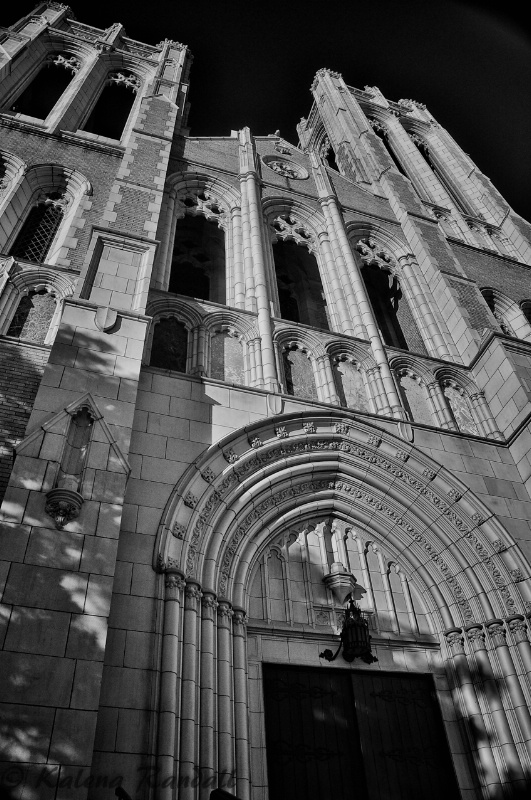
<box><xmin>396</xmin><ymin>370</ymin><xmax>434</xmax><ymax>425</ymax></box>
<box><xmin>8</xmin><ymin>53</ymin><xmax>81</xmax><ymax>121</ymax></box>
<box><xmin>10</xmin><ymin>193</ymin><xmax>66</xmax><ymax>264</ymax></box>
<box><xmin>332</xmin><ymin>356</ymin><xmax>370</xmax><ymax>412</ymax></box>
<box><xmin>210</xmin><ymin>329</ymin><xmax>245</xmax><ymax>385</ymax></box>
<box><xmin>443</xmin><ymin>383</ymin><xmax>479</xmax><ymax>436</ymax></box>
<box><xmin>170</xmin><ymin>210</ymin><xmax>226</xmax><ymax>304</ymax></box>
<box><xmin>81</xmin><ymin>72</ymin><xmax>140</xmax><ymax>140</ymax></box>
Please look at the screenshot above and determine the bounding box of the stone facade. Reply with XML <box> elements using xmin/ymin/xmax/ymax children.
<box><xmin>1</xmin><ymin>4</ymin><xmax>531</xmax><ymax>800</ymax></box>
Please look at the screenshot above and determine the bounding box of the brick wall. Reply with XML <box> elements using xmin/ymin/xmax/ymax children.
<box><xmin>0</xmin><ymin>125</ymin><xmax>122</xmax><ymax>270</ymax></box>
<box><xmin>0</xmin><ymin>338</ymin><xmax>49</xmax><ymax>501</ymax></box>
<box><xmin>450</xmin><ymin>241</ymin><xmax>531</xmax><ymax>303</ymax></box>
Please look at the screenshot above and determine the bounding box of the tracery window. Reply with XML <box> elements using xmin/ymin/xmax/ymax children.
<box><xmin>81</xmin><ymin>72</ymin><xmax>140</xmax><ymax>140</ymax></box>
<box><xmin>248</xmin><ymin>518</ymin><xmax>430</xmax><ymax>636</ymax></box>
<box><xmin>149</xmin><ymin>317</ymin><xmax>188</xmax><ymax>373</ymax></box>
<box><xmin>9</xmin><ymin>193</ymin><xmax>66</xmax><ymax>264</ymax></box>
<box><xmin>8</xmin><ymin>53</ymin><xmax>80</xmax><ymax>121</ymax></box>
<box><xmin>169</xmin><ymin>211</ymin><xmax>226</xmax><ymax>304</ymax></box>
<box><xmin>272</xmin><ymin>219</ymin><xmax>329</xmax><ymax>331</ymax></box>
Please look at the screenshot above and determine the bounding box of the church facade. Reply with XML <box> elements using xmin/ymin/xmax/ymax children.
<box><xmin>1</xmin><ymin>4</ymin><xmax>531</xmax><ymax>799</ymax></box>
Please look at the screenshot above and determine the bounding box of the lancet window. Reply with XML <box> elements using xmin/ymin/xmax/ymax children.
<box><xmin>81</xmin><ymin>71</ymin><xmax>141</xmax><ymax>140</ymax></box>
<box><xmin>248</xmin><ymin>518</ymin><xmax>431</xmax><ymax>636</ymax></box>
<box><xmin>395</xmin><ymin>370</ymin><xmax>434</xmax><ymax>426</ymax></box>
<box><xmin>169</xmin><ymin>207</ymin><xmax>226</xmax><ymax>304</ymax></box>
<box><xmin>8</xmin><ymin>52</ymin><xmax>81</xmax><ymax>121</ymax></box>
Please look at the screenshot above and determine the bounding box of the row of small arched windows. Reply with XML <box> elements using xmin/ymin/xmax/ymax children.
<box><xmin>148</xmin><ymin>317</ymin><xmax>482</xmax><ymax>437</ymax></box>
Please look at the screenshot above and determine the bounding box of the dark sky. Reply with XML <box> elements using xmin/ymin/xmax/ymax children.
<box><xmin>7</xmin><ymin>1</ymin><xmax>531</xmax><ymax>220</ymax></box>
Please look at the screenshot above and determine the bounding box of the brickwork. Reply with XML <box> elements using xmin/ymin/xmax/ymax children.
<box><xmin>0</xmin><ymin>125</ymin><xmax>121</xmax><ymax>270</ymax></box>
<box><xmin>417</xmin><ymin>220</ymin><xmax>461</xmax><ymax>275</ymax></box>
<box><xmin>110</xmin><ymin>186</ymin><xmax>157</xmax><ymax>236</ymax></box>
<box><xmin>141</xmin><ymin>97</ymin><xmax>174</xmax><ymax>138</ymax></box>
<box><xmin>449</xmin><ymin>278</ymin><xmax>494</xmax><ymax>333</ymax></box>
<box><xmin>0</xmin><ymin>339</ymin><xmax>48</xmax><ymax>501</ymax></box>
<box><xmin>450</xmin><ymin>241</ymin><xmax>531</xmax><ymax>303</ymax></box>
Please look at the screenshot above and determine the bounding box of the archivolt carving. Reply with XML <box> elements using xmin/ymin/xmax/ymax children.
<box><xmin>158</xmin><ymin>414</ymin><xmax>520</xmax><ymax>625</ymax></box>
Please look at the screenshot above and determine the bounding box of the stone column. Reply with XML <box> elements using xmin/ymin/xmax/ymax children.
<box><xmin>217</xmin><ymin>601</ymin><xmax>235</xmax><ymax>786</ymax></box>
<box><xmin>239</xmin><ymin>128</ymin><xmax>278</xmax><ymax>390</ymax></box>
<box><xmin>397</xmin><ymin>254</ymin><xmax>453</xmax><ymax>359</ymax></box>
<box><xmin>179</xmin><ymin>582</ymin><xmax>202</xmax><ymax>797</ymax></box>
<box><xmin>444</xmin><ymin>629</ymin><xmax>503</xmax><ymax>796</ymax></box>
<box><xmin>470</xmin><ymin>392</ymin><xmax>503</xmax><ymax>441</ymax></box>
<box><xmin>465</xmin><ymin>625</ymin><xmax>527</xmax><ymax>789</ymax></box>
<box><xmin>487</xmin><ymin>619</ymin><xmax>531</xmax><ymax>761</ymax></box>
<box><xmin>233</xmin><ymin>609</ymin><xmax>251</xmax><ymax>800</ymax></box>
<box><xmin>426</xmin><ymin>381</ymin><xmax>456</xmax><ymax>430</ymax></box>
<box><xmin>157</xmin><ymin>569</ymin><xmax>186</xmax><ymax>800</ymax></box>
<box><xmin>231</xmin><ymin>206</ymin><xmax>246</xmax><ymax>309</ymax></box>
<box><xmin>508</xmin><ymin>615</ymin><xmax>531</xmax><ymax>684</ymax></box>
<box><xmin>199</xmin><ymin>592</ymin><xmax>218</xmax><ymax>799</ymax></box>
<box><xmin>317</xmin><ymin>230</ymin><xmax>355</xmax><ymax>335</ymax></box>
<box><xmin>317</xmin><ymin>193</ymin><xmax>403</xmax><ymax>417</ymax></box>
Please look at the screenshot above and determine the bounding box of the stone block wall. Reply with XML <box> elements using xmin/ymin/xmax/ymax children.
<box><xmin>0</xmin><ymin>338</ymin><xmax>49</xmax><ymax>502</ymax></box>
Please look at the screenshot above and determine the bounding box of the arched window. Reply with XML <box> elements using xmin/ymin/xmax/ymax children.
<box><xmin>210</xmin><ymin>330</ymin><xmax>245</xmax><ymax>385</ymax></box>
<box><xmin>6</xmin><ymin>289</ymin><xmax>57</xmax><ymax>344</ymax></box>
<box><xmin>396</xmin><ymin>371</ymin><xmax>433</xmax><ymax>425</ymax></box>
<box><xmin>9</xmin><ymin>193</ymin><xmax>66</xmax><ymax>264</ymax></box>
<box><xmin>81</xmin><ymin>72</ymin><xmax>140</xmax><ymax>140</ymax></box>
<box><xmin>369</xmin><ymin>119</ymin><xmax>408</xmax><ymax>178</ymax></box>
<box><xmin>170</xmin><ymin>212</ymin><xmax>226</xmax><ymax>304</ymax></box>
<box><xmin>150</xmin><ymin>318</ymin><xmax>188</xmax><ymax>372</ymax></box>
<box><xmin>332</xmin><ymin>357</ymin><xmax>370</xmax><ymax>412</ymax></box>
<box><xmin>272</xmin><ymin>221</ymin><xmax>329</xmax><ymax>331</ymax></box>
<box><xmin>443</xmin><ymin>383</ymin><xmax>479</xmax><ymax>436</ymax></box>
<box><xmin>408</xmin><ymin>133</ymin><xmax>468</xmax><ymax>213</ymax></box>
<box><xmin>361</xmin><ymin>262</ymin><xmax>407</xmax><ymax>349</ymax></box>
<box><xmin>8</xmin><ymin>53</ymin><xmax>80</xmax><ymax>120</ymax></box>
<box><xmin>282</xmin><ymin>345</ymin><xmax>317</xmax><ymax>401</ymax></box>
<box><xmin>481</xmin><ymin>289</ymin><xmax>512</xmax><ymax>335</ymax></box>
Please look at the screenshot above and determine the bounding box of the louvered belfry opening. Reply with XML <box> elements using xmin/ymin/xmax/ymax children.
<box><xmin>10</xmin><ymin>196</ymin><xmax>64</xmax><ymax>264</ymax></box>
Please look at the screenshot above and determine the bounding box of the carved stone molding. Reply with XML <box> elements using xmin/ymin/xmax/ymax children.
<box><xmin>445</xmin><ymin>629</ymin><xmax>465</xmax><ymax>655</ymax></box>
<box><xmin>485</xmin><ymin>621</ymin><xmax>506</xmax><ymax>647</ymax></box>
<box><xmin>164</xmin><ymin>573</ymin><xmax>186</xmax><ymax>600</ymax></box>
<box><xmin>465</xmin><ymin>625</ymin><xmax>486</xmax><ymax>651</ymax></box>
<box><xmin>507</xmin><ymin>616</ymin><xmax>528</xmax><ymax>644</ymax></box>
<box><xmin>45</xmin><ymin>488</ymin><xmax>84</xmax><ymax>530</ymax></box>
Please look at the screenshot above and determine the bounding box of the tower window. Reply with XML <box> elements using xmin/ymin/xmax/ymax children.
<box><xmin>169</xmin><ymin>213</ymin><xmax>226</xmax><ymax>304</ymax></box>
<box><xmin>10</xmin><ymin>194</ymin><xmax>65</xmax><ymax>264</ymax></box>
<box><xmin>9</xmin><ymin>54</ymin><xmax>80</xmax><ymax>120</ymax></box>
<box><xmin>273</xmin><ymin>237</ymin><xmax>329</xmax><ymax>331</ymax></box>
<box><xmin>82</xmin><ymin>72</ymin><xmax>140</xmax><ymax>140</ymax></box>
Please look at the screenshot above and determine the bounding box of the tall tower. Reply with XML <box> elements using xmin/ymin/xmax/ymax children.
<box><xmin>1</xmin><ymin>6</ymin><xmax>531</xmax><ymax>800</ymax></box>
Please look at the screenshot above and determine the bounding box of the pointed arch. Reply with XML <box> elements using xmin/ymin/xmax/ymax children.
<box><xmin>156</xmin><ymin>411</ymin><xmax>525</xmax><ymax>630</ymax></box>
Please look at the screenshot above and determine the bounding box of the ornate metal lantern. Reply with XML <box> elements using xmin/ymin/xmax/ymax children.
<box><xmin>320</xmin><ymin>596</ymin><xmax>378</xmax><ymax>665</ymax></box>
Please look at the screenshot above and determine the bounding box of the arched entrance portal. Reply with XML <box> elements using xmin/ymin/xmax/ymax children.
<box><xmin>154</xmin><ymin>412</ymin><xmax>531</xmax><ymax>800</ymax></box>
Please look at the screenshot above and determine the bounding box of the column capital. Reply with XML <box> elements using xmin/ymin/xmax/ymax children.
<box><xmin>485</xmin><ymin>619</ymin><xmax>507</xmax><ymax>646</ymax></box>
<box><xmin>507</xmin><ymin>615</ymin><xmax>529</xmax><ymax>644</ymax></box>
<box><xmin>184</xmin><ymin>581</ymin><xmax>203</xmax><ymax>608</ymax></box>
<box><xmin>218</xmin><ymin>600</ymin><xmax>234</xmax><ymax>628</ymax></box>
<box><xmin>233</xmin><ymin>607</ymin><xmax>247</xmax><ymax>636</ymax></box>
<box><xmin>201</xmin><ymin>591</ymin><xmax>219</xmax><ymax>619</ymax></box>
<box><xmin>444</xmin><ymin>627</ymin><xmax>465</xmax><ymax>655</ymax></box>
<box><xmin>465</xmin><ymin>624</ymin><xmax>486</xmax><ymax>651</ymax></box>
<box><xmin>164</xmin><ymin>571</ymin><xmax>186</xmax><ymax>600</ymax></box>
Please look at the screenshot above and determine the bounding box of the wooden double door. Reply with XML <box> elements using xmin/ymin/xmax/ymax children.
<box><xmin>262</xmin><ymin>664</ymin><xmax>460</xmax><ymax>800</ymax></box>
